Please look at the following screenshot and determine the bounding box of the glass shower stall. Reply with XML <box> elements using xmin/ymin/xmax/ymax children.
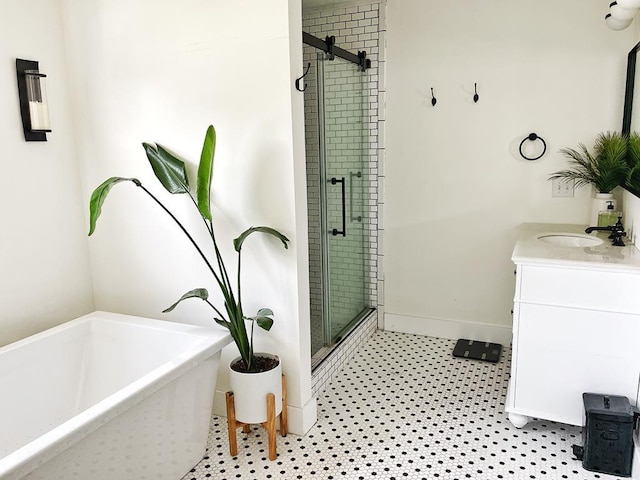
<box><xmin>303</xmin><ymin>35</ymin><xmax>374</xmax><ymax>368</ymax></box>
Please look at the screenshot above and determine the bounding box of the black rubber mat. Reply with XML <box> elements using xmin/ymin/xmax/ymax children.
<box><xmin>452</xmin><ymin>339</ymin><xmax>502</xmax><ymax>363</ymax></box>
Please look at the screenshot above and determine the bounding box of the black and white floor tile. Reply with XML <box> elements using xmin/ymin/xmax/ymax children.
<box><xmin>183</xmin><ymin>331</ymin><xmax>624</xmax><ymax>480</ymax></box>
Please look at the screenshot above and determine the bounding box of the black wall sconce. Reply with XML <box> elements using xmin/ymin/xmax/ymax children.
<box><xmin>16</xmin><ymin>58</ymin><xmax>51</xmax><ymax>142</ymax></box>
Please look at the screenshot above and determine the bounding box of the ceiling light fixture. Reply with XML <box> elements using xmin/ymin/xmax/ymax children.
<box><xmin>605</xmin><ymin>12</ymin><xmax>634</xmax><ymax>30</ymax></box>
<box><xmin>610</xmin><ymin>1</ymin><xmax>638</xmax><ymax>19</ymax></box>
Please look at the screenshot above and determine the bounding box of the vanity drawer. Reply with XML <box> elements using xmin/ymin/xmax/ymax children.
<box><xmin>517</xmin><ymin>265</ymin><xmax>640</xmax><ymax>313</ymax></box>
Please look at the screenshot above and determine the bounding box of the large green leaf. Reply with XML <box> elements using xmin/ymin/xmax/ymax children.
<box><xmin>214</xmin><ymin>318</ymin><xmax>230</xmax><ymax>330</ymax></box>
<box><xmin>248</xmin><ymin>307</ymin><xmax>274</xmax><ymax>332</ymax></box>
<box><xmin>233</xmin><ymin>226</ymin><xmax>290</xmax><ymax>252</ymax></box>
<box><xmin>88</xmin><ymin>177</ymin><xmax>139</xmax><ymax>236</ymax></box>
<box><xmin>197</xmin><ymin>125</ymin><xmax>216</xmax><ymax>220</ymax></box>
<box><xmin>143</xmin><ymin>142</ymin><xmax>190</xmax><ymax>194</ymax></box>
<box><xmin>225</xmin><ymin>300</ymin><xmax>251</xmax><ymax>367</ymax></box>
<box><xmin>256</xmin><ymin>308</ymin><xmax>273</xmax><ymax>317</ymax></box>
<box><xmin>255</xmin><ymin>317</ymin><xmax>274</xmax><ymax>331</ymax></box>
<box><xmin>256</xmin><ymin>317</ymin><xmax>274</xmax><ymax>331</ymax></box>
<box><xmin>162</xmin><ymin>288</ymin><xmax>209</xmax><ymax>312</ymax></box>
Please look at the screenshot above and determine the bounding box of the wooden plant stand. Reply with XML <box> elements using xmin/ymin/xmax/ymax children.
<box><xmin>225</xmin><ymin>374</ymin><xmax>288</xmax><ymax>461</ymax></box>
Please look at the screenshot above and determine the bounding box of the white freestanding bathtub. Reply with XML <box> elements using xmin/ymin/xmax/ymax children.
<box><xmin>0</xmin><ymin>311</ymin><xmax>231</xmax><ymax>480</ymax></box>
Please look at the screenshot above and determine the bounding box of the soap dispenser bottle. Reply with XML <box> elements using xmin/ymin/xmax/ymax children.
<box><xmin>591</xmin><ymin>194</ymin><xmax>616</xmax><ymax>226</ymax></box>
<box><xmin>598</xmin><ymin>201</ymin><xmax>622</xmax><ymax>227</ymax></box>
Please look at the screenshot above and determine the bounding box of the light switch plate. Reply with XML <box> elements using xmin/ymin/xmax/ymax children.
<box><xmin>552</xmin><ymin>178</ymin><xmax>574</xmax><ymax>197</ymax></box>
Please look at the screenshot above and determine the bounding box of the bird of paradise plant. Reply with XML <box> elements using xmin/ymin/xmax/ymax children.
<box><xmin>88</xmin><ymin>125</ymin><xmax>289</xmax><ymax>373</ymax></box>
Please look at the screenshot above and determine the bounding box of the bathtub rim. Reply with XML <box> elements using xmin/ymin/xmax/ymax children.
<box><xmin>0</xmin><ymin>311</ymin><xmax>231</xmax><ymax>479</ymax></box>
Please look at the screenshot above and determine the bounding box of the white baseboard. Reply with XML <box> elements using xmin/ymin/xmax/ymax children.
<box><xmin>287</xmin><ymin>397</ymin><xmax>318</xmax><ymax>435</ymax></box>
<box><xmin>384</xmin><ymin>313</ymin><xmax>513</xmax><ymax>346</ymax></box>
<box><xmin>212</xmin><ymin>389</ymin><xmax>228</xmax><ymax>417</ymax></box>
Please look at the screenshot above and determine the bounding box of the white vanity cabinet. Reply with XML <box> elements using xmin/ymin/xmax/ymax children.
<box><xmin>506</xmin><ymin>224</ymin><xmax>640</xmax><ymax>428</ymax></box>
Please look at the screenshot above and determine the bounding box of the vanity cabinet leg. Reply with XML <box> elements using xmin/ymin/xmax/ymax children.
<box><xmin>508</xmin><ymin>412</ymin><xmax>530</xmax><ymax>429</ymax></box>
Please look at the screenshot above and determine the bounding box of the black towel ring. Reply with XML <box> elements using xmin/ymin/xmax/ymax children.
<box><xmin>519</xmin><ymin>133</ymin><xmax>547</xmax><ymax>161</ymax></box>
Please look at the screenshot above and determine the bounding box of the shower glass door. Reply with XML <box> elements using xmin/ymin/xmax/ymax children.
<box><xmin>317</xmin><ymin>54</ymin><xmax>370</xmax><ymax>350</ymax></box>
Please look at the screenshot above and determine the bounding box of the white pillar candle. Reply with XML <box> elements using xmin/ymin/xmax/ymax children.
<box><xmin>28</xmin><ymin>101</ymin><xmax>50</xmax><ymax>131</ymax></box>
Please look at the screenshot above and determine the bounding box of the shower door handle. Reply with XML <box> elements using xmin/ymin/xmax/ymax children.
<box><xmin>349</xmin><ymin>171</ymin><xmax>362</xmax><ymax>222</ymax></box>
<box><xmin>330</xmin><ymin>177</ymin><xmax>346</xmax><ymax>237</ymax></box>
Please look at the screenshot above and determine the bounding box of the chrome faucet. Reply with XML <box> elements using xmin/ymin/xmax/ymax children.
<box><xmin>585</xmin><ymin>217</ymin><xmax>626</xmax><ymax>246</ymax></box>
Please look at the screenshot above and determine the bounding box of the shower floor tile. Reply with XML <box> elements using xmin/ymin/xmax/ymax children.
<box><xmin>182</xmin><ymin>331</ymin><xmax>625</xmax><ymax>480</ymax></box>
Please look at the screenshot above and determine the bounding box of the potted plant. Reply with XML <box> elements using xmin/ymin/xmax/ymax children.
<box><xmin>88</xmin><ymin>125</ymin><xmax>289</xmax><ymax>424</ymax></box>
<box><xmin>549</xmin><ymin>131</ymin><xmax>628</xmax><ymax>224</ymax></box>
<box><xmin>624</xmin><ymin>132</ymin><xmax>640</xmax><ymax>197</ymax></box>
<box><xmin>550</xmin><ymin>131</ymin><xmax>628</xmax><ymax>194</ymax></box>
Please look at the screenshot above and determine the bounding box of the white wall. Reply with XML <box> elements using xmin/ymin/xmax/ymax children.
<box><xmin>0</xmin><ymin>0</ymin><xmax>95</xmax><ymax>346</ymax></box>
<box><xmin>61</xmin><ymin>0</ymin><xmax>315</xmax><ymax>434</ymax></box>
<box><xmin>384</xmin><ymin>0</ymin><xmax>634</xmax><ymax>342</ymax></box>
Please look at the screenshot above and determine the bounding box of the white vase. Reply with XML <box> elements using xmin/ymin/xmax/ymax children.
<box><xmin>229</xmin><ymin>353</ymin><xmax>282</xmax><ymax>424</ymax></box>
<box><xmin>591</xmin><ymin>193</ymin><xmax>616</xmax><ymax>227</ymax></box>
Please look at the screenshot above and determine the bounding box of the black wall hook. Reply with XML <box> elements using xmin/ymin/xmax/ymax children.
<box><xmin>431</xmin><ymin>88</ymin><xmax>437</xmax><ymax>106</ymax></box>
<box><xmin>519</xmin><ymin>133</ymin><xmax>547</xmax><ymax>161</ymax></box>
<box><xmin>295</xmin><ymin>62</ymin><xmax>311</xmax><ymax>92</ymax></box>
<box><xmin>473</xmin><ymin>83</ymin><xmax>479</xmax><ymax>103</ymax></box>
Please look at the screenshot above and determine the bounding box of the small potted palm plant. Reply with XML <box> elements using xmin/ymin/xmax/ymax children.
<box><xmin>624</xmin><ymin>132</ymin><xmax>640</xmax><ymax>197</ymax></box>
<box><xmin>550</xmin><ymin>131</ymin><xmax>628</xmax><ymax>194</ymax></box>
<box><xmin>88</xmin><ymin>125</ymin><xmax>289</xmax><ymax>425</ymax></box>
<box><xmin>549</xmin><ymin>131</ymin><xmax>628</xmax><ymax>224</ymax></box>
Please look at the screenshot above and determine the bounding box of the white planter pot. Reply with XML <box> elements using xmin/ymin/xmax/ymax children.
<box><xmin>228</xmin><ymin>353</ymin><xmax>282</xmax><ymax>424</ymax></box>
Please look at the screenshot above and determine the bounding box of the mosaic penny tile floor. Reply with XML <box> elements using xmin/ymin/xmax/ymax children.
<box><xmin>182</xmin><ymin>331</ymin><xmax>624</xmax><ymax>480</ymax></box>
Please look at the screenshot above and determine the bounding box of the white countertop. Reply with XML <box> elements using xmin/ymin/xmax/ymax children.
<box><xmin>512</xmin><ymin>223</ymin><xmax>640</xmax><ymax>272</ymax></box>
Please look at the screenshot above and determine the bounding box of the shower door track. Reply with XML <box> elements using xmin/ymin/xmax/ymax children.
<box><xmin>302</xmin><ymin>32</ymin><xmax>371</xmax><ymax>71</ymax></box>
<box><xmin>311</xmin><ymin>307</ymin><xmax>375</xmax><ymax>371</ymax></box>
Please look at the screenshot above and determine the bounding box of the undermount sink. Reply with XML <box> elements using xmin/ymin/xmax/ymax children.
<box><xmin>536</xmin><ymin>233</ymin><xmax>604</xmax><ymax>247</ymax></box>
